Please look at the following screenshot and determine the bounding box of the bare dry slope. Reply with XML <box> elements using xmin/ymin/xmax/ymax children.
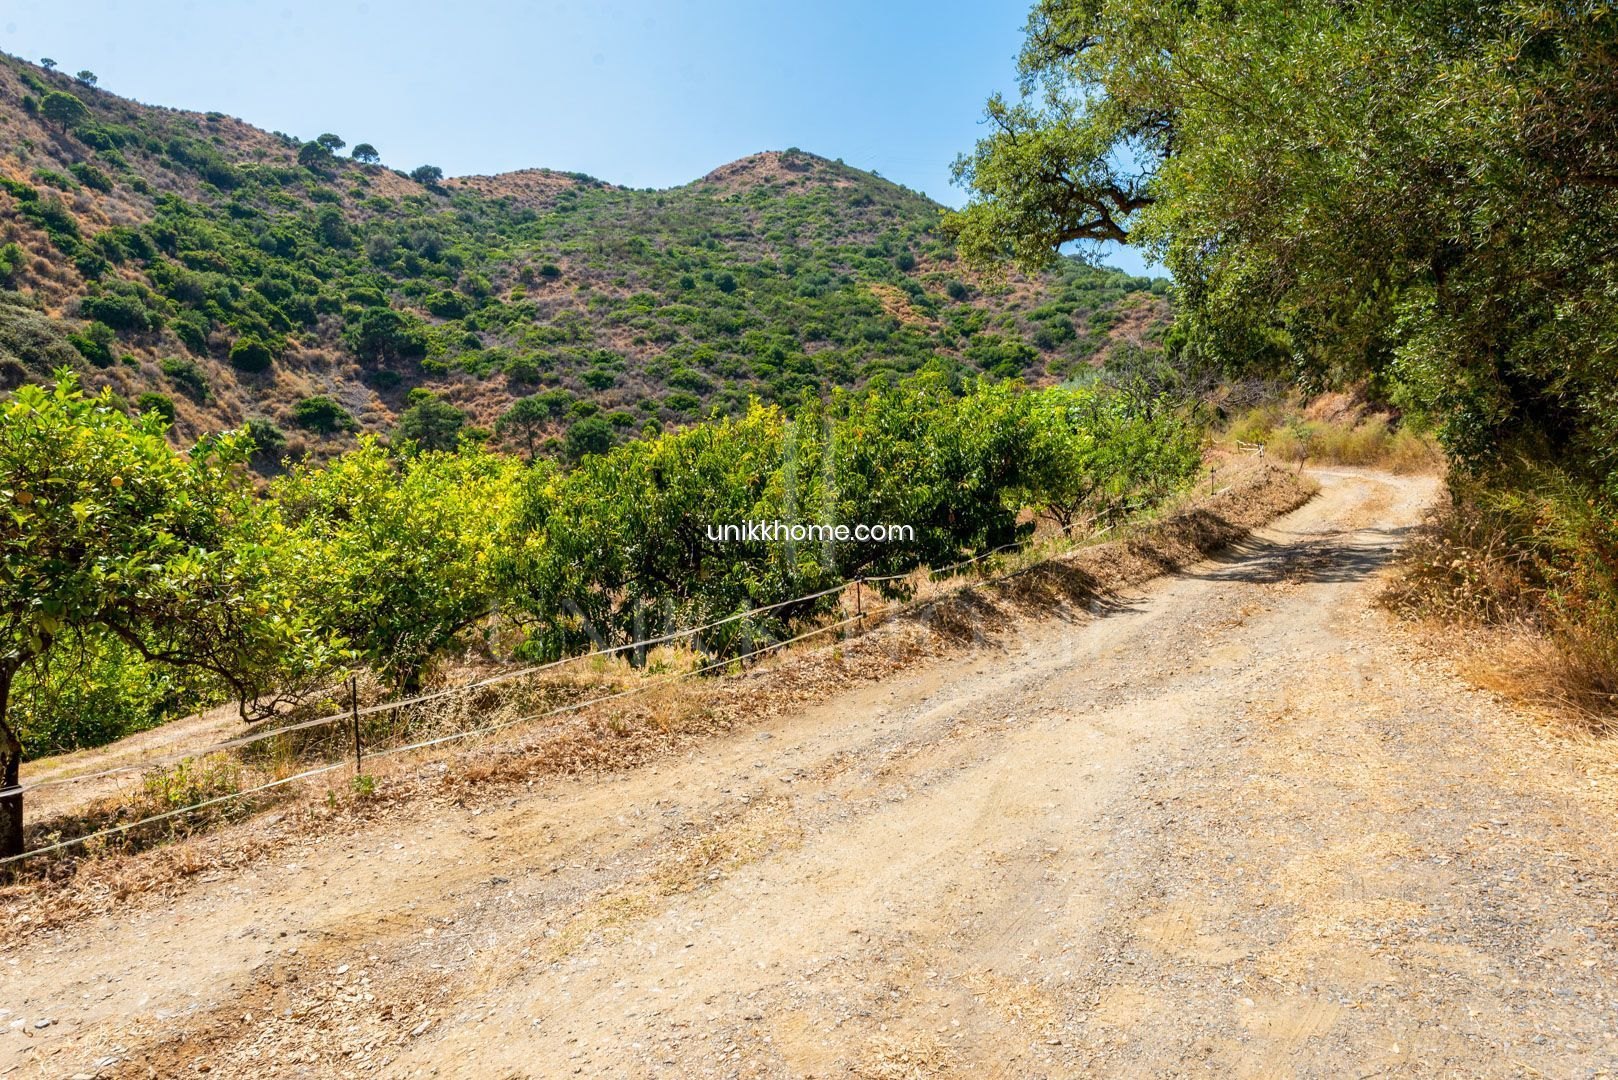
<box><xmin>5</xmin><ymin>468</ymin><xmax>1618</xmax><ymax>1078</ymax></box>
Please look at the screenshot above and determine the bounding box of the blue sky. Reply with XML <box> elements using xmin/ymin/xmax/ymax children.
<box><xmin>1</xmin><ymin>0</ymin><xmax>1156</xmax><ymax>275</ymax></box>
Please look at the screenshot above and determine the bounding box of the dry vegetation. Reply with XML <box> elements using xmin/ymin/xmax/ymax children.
<box><xmin>1383</xmin><ymin>481</ymin><xmax>1618</xmax><ymax>735</ymax></box>
<box><xmin>0</xmin><ymin>57</ymin><xmax>1168</xmax><ymax>460</ymax></box>
<box><xmin>0</xmin><ymin>457</ymin><xmax>1313</xmax><ymax>942</ymax></box>
<box><xmin>1212</xmin><ymin>395</ymin><xmax>1617</xmax><ymax>742</ymax></box>
<box><xmin>1220</xmin><ymin>390</ymin><xmax>1443</xmax><ymax>473</ymax></box>
<box><xmin>1219</xmin><ymin>392</ymin><xmax>1618</xmax><ymax>747</ymax></box>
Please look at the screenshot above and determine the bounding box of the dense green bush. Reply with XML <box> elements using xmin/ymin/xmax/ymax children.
<box><xmin>0</xmin><ymin>244</ymin><xmax>24</xmax><ymax>286</ymax></box>
<box><xmin>291</xmin><ymin>394</ymin><xmax>356</xmax><ymax>434</ymax></box>
<box><xmin>135</xmin><ymin>391</ymin><xmax>176</xmax><ymax>422</ymax></box>
<box><xmin>68</xmin><ymin>321</ymin><xmax>117</xmax><ymax>367</ymax></box>
<box><xmin>563</xmin><ymin>415</ymin><xmax>613</xmax><ymax>461</ymax></box>
<box><xmin>80</xmin><ymin>292</ymin><xmax>154</xmax><ymax>332</ymax></box>
<box><xmin>229</xmin><ymin>335</ymin><xmax>274</xmax><ymax>373</ymax></box>
<box><xmin>394</xmin><ymin>394</ymin><xmax>465</xmax><ymax>451</ymax></box>
<box><xmin>160</xmin><ymin>355</ymin><xmax>210</xmax><ymax>399</ymax></box>
<box><xmin>68</xmin><ymin>161</ymin><xmax>112</xmax><ymax>192</ymax></box>
<box><xmin>424</xmin><ymin>290</ymin><xmax>469</xmax><ymax>318</ymax></box>
<box><xmin>345</xmin><ymin>308</ymin><xmax>427</xmax><ymax>365</ymax></box>
<box><xmin>244</xmin><ymin>417</ymin><xmax>288</xmax><ymax>467</ymax></box>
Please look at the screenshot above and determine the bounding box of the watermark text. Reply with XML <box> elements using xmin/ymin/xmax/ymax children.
<box><xmin>706</xmin><ymin>520</ymin><xmax>915</xmax><ymax>543</ymax></box>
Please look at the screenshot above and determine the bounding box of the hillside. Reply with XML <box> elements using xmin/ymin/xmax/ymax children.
<box><xmin>0</xmin><ymin>55</ymin><xmax>1168</xmax><ymax>462</ymax></box>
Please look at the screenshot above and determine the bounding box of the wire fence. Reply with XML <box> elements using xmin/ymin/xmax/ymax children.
<box><xmin>8</xmin><ymin>578</ymin><xmax>858</xmax><ymax>798</ymax></box>
<box><xmin>1</xmin><ymin>608</ymin><xmax>887</xmax><ymax>867</ymax></box>
<box><xmin>2</xmin><ymin>505</ymin><xmax>1139</xmax><ymax>868</ymax></box>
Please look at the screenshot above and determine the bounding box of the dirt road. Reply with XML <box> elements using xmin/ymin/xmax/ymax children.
<box><xmin>6</xmin><ymin>468</ymin><xmax>1618</xmax><ymax>1078</ymax></box>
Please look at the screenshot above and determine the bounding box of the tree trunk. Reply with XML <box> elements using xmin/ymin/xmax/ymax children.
<box><xmin>0</xmin><ymin>667</ymin><xmax>21</xmax><ymax>861</ymax></box>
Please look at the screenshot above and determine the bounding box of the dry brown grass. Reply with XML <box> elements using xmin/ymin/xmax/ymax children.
<box><xmin>1453</xmin><ymin>629</ymin><xmax>1618</xmax><ymax>736</ymax></box>
<box><xmin>441</xmin><ymin>168</ymin><xmax>592</xmax><ymax>208</ymax></box>
<box><xmin>1383</xmin><ymin>482</ymin><xmax>1618</xmax><ymax>736</ymax></box>
<box><xmin>0</xmin><ymin>461</ymin><xmax>1315</xmax><ymax>936</ymax></box>
<box><xmin>868</xmin><ymin>282</ymin><xmax>937</xmax><ymax>329</ymax></box>
<box><xmin>1223</xmin><ymin>394</ymin><xmax>1444</xmax><ymax>474</ymax></box>
<box><xmin>1097</xmin><ymin>293</ymin><xmax>1170</xmax><ymax>364</ymax></box>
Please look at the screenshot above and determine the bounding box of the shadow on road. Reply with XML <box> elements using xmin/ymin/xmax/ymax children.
<box><xmin>1186</xmin><ymin>522</ymin><xmax>1419</xmax><ymax>587</ymax></box>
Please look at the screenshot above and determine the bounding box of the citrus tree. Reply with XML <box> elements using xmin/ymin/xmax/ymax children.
<box><xmin>1022</xmin><ymin>386</ymin><xmax>1202</xmax><ymax>530</ymax></box>
<box><xmin>502</xmin><ymin>403</ymin><xmax>842</xmax><ymax>660</ymax></box>
<box><xmin>0</xmin><ymin>375</ymin><xmax>335</xmax><ymax>858</ymax></box>
<box><xmin>793</xmin><ymin>373</ymin><xmax>1035</xmax><ymax>586</ymax></box>
<box><xmin>274</xmin><ymin>439</ymin><xmax>520</xmax><ymax>690</ymax></box>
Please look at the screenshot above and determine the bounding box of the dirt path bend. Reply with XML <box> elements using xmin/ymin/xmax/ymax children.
<box><xmin>7</xmin><ymin>468</ymin><xmax>1618</xmax><ymax>1079</ymax></box>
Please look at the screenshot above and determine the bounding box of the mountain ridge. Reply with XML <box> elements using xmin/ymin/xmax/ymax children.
<box><xmin>0</xmin><ymin>54</ymin><xmax>1169</xmax><ymax>462</ymax></box>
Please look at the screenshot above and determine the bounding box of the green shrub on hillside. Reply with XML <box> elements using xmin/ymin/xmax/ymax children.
<box><xmin>0</xmin><ymin>292</ymin><xmax>80</xmax><ymax>376</ymax></box>
<box><xmin>0</xmin><ymin>244</ymin><xmax>24</xmax><ymax>286</ymax></box>
<box><xmin>68</xmin><ymin>161</ymin><xmax>112</xmax><ymax>192</ymax></box>
<box><xmin>135</xmin><ymin>391</ymin><xmax>176</xmax><ymax>422</ymax></box>
<box><xmin>80</xmin><ymin>291</ymin><xmax>155</xmax><ymax>333</ymax></box>
<box><xmin>345</xmin><ymin>308</ymin><xmax>428</xmax><ymax>365</ymax></box>
<box><xmin>229</xmin><ymin>336</ymin><xmax>275</xmax><ymax>373</ymax></box>
<box><xmin>159</xmin><ymin>356</ymin><xmax>210</xmax><ymax>400</ymax></box>
<box><xmin>68</xmin><ymin>321</ymin><xmax>117</xmax><ymax>367</ymax></box>
<box><xmin>291</xmin><ymin>395</ymin><xmax>357</xmax><ymax>434</ymax></box>
<box><xmin>394</xmin><ymin>394</ymin><xmax>465</xmax><ymax>451</ymax></box>
<box><xmin>244</xmin><ymin>417</ymin><xmax>289</xmax><ymax>468</ymax></box>
<box><xmin>563</xmin><ymin>415</ymin><xmax>613</xmax><ymax>461</ymax></box>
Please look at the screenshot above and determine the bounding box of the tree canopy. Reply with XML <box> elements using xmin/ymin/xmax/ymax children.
<box><xmin>297</xmin><ymin>140</ymin><xmax>333</xmax><ymax>169</ymax></box>
<box><xmin>273</xmin><ymin>439</ymin><xmax>516</xmax><ymax>690</ymax></box>
<box><xmin>39</xmin><ymin>90</ymin><xmax>89</xmax><ymax>133</ymax></box>
<box><xmin>0</xmin><ymin>375</ymin><xmax>336</xmax><ymax>854</ymax></box>
<box><xmin>394</xmin><ymin>393</ymin><xmax>467</xmax><ymax>452</ymax></box>
<box><xmin>497</xmin><ymin>395</ymin><xmax>551</xmax><ymax>459</ymax></box>
<box><xmin>948</xmin><ymin>0</ymin><xmax>1618</xmax><ymax>485</ymax></box>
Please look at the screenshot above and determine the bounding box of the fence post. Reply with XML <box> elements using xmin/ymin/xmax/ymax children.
<box><xmin>855</xmin><ymin>577</ymin><xmax>864</xmax><ymax>619</ymax></box>
<box><xmin>349</xmin><ymin>676</ymin><xmax>362</xmax><ymax>776</ymax></box>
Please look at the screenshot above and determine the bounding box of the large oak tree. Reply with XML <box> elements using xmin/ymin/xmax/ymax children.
<box><xmin>948</xmin><ymin>0</ymin><xmax>1618</xmax><ymax>477</ymax></box>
